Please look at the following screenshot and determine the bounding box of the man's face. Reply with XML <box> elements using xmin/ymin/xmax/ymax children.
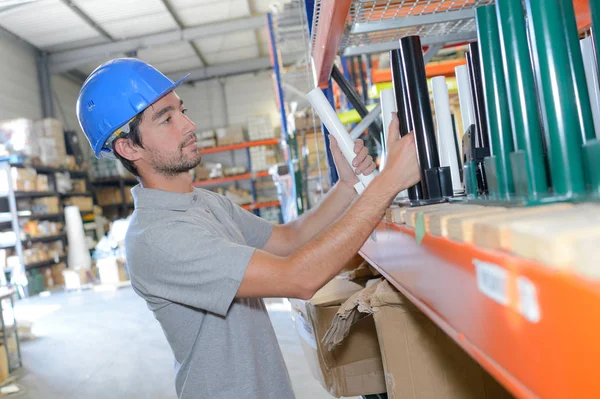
<box><xmin>137</xmin><ymin>91</ymin><xmax>201</xmax><ymax>177</ymax></box>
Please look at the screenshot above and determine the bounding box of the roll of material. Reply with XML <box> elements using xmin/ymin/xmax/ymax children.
<box><xmin>476</xmin><ymin>5</ymin><xmax>515</xmax><ymax>197</ymax></box>
<box><xmin>65</xmin><ymin>205</ymin><xmax>92</xmax><ymax>270</ymax></box>
<box><xmin>466</xmin><ymin>44</ymin><xmax>490</xmax><ymax>150</ymax></box>
<box><xmin>581</xmin><ymin>37</ymin><xmax>600</xmax><ymax>140</ymax></box>
<box><xmin>496</xmin><ymin>0</ymin><xmax>548</xmax><ymax>197</ymax></box>
<box><xmin>431</xmin><ymin>76</ymin><xmax>462</xmax><ymax>192</ymax></box>
<box><xmin>390</xmin><ymin>48</ymin><xmax>424</xmax><ymax>201</ymax></box>
<box><xmin>399</xmin><ymin>35</ymin><xmax>441</xmax><ymax>199</ymax></box>
<box><xmin>379</xmin><ymin>88</ymin><xmax>397</xmax><ymax>171</ymax></box>
<box><xmin>307</xmin><ymin>88</ymin><xmax>375</xmax><ymax>194</ymax></box>
<box><xmin>526</xmin><ymin>0</ymin><xmax>587</xmax><ymax>195</ymax></box>
<box><xmin>455</xmin><ymin>65</ymin><xmax>476</xmax><ymax>133</ymax></box>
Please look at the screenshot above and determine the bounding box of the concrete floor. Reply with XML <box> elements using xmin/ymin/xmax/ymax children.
<box><xmin>11</xmin><ymin>286</ymin><xmax>355</xmax><ymax>399</ymax></box>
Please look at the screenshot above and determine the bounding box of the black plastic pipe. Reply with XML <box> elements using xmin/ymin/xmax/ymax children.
<box><xmin>389</xmin><ymin>49</ymin><xmax>424</xmax><ymax>200</ymax></box>
<box><xmin>399</xmin><ymin>35</ymin><xmax>441</xmax><ymax>199</ymax></box>
<box><xmin>466</xmin><ymin>43</ymin><xmax>490</xmax><ymax>149</ymax></box>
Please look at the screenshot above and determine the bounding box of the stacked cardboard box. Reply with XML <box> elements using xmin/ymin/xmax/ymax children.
<box><xmin>247</xmin><ymin>115</ymin><xmax>275</xmax><ymax>140</ymax></box>
<box><xmin>64</xmin><ymin>196</ymin><xmax>93</xmax><ymax>212</ymax></box>
<box><xmin>95</xmin><ymin>187</ymin><xmax>122</xmax><ymax>206</ymax></box>
<box><xmin>216</xmin><ymin>126</ymin><xmax>245</xmax><ymax>146</ymax></box>
<box><xmin>31</xmin><ymin>197</ymin><xmax>60</xmax><ymax>214</ymax></box>
<box><xmin>33</xmin><ymin>118</ymin><xmax>67</xmax><ymax>167</ymax></box>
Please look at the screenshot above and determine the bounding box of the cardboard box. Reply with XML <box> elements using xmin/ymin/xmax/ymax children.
<box><xmin>51</xmin><ymin>263</ymin><xmax>66</xmax><ymax>286</ymax></box>
<box><xmin>124</xmin><ymin>186</ymin><xmax>134</xmax><ymax>204</ymax></box>
<box><xmin>0</xmin><ymin>344</ymin><xmax>8</xmax><ymax>383</ymax></box>
<box><xmin>32</xmin><ymin>197</ymin><xmax>60</xmax><ymax>214</ymax></box>
<box><xmin>95</xmin><ymin>187</ymin><xmax>122</xmax><ymax>206</ymax></box>
<box><xmin>293</xmin><ymin>277</ymin><xmax>386</xmax><ymax>397</ymax></box>
<box><xmin>369</xmin><ymin>281</ymin><xmax>513</xmax><ymax>399</ymax></box>
<box><xmin>216</xmin><ymin>126</ymin><xmax>245</xmax><ymax>146</ymax></box>
<box><xmin>65</xmin><ymin>196</ymin><xmax>94</xmax><ymax>212</ymax></box>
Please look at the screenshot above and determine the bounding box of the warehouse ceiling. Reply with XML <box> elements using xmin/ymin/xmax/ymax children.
<box><xmin>0</xmin><ymin>0</ymin><xmax>285</xmax><ymax>82</ymax></box>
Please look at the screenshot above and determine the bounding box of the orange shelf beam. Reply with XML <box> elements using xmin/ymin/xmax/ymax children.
<box><xmin>360</xmin><ymin>222</ymin><xmax>600</xmax><ymax>399</ymax></box>
<box><xmin>574</xmin><ymin>0</ymin><xmax>592</xmax><ymax>30</ymax></box>
<box><xmin>193</xmin><ymin>170</ymin><xmax>270</xmax><ymax>187</ymax></box>
<box><xmin>372</xmin><ymin>59</ymin><xmax>467</xmax><ymax>84</ymax></box>
<box><xmin>199</xmin><ymin>138</ymin><xmax>279</xmax><ymax>155</ymax></box>
<box><xmin>241</xmin><ymin>200</ymin><xmax>281</xmax><ymax>211</ymax></box>
<box><xmin>311</xmin><ymin>0</ymin><xmax>353</xmax><ymax>88</ymax></box>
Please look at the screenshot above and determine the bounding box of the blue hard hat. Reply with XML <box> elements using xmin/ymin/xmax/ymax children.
<box><xmin>77</xmin><ymin>58</ymin><xmax>189</xmax><ymax>158</ymax></box>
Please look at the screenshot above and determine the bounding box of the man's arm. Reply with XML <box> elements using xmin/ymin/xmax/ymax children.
<box><xmin>264</xmin><ymin>138</ymin><xmax>376</xmax><ymax>256</ymax></box>
<box><xmin>237</xmin><ymin>116</ymin><xmax>420</xmax><ymax>300</ymax></box>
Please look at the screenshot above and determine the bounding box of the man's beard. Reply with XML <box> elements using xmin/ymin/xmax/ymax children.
<box><xmin>147</xmin><ymin>140</ymin><xmax>202</xmax><ymax>177</ymax></box>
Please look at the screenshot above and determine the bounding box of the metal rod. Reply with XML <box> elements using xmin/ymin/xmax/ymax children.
<box><xmin>496</xmin><ymin>0</ymin><xmax>548</xmax><ymax>198</ymax></box>
<box><xmin>525</xmin><ymin>0</ymin><xmax>587</xmax><ymax>196</ymax></box>
<box><xmin>466</xmin><ymin>44</ymin><xmax>490</xmax><ymax>149</ymax></box>
<box><xmin>331</xmin><ymin>65</ymin><xmax>381</xmax><ymax>143</ymax></box>
<box><xmin>560</xmin><ymin>0</ymin><xmax>596</xmax><ymax>144</ymax></box>
<box><xmin>322</xmin><ymin>86</ymin><xmax>340</xmax><ymax>186</ymax></box>
<box><xmin>455</xmin><ymin>65</ymin><xmax>476</xmax><ymax>133</ymax></box>
<box><xmin>399</xmin><ymin>35</ymin><xmax>441</xmax><ymax>199</ymax></box>
<box><xmin>389</xmin><ymin>49</ymin><xmax>424</xmax><ymax>200</ymax></box>
<box><xmin>581</xmin><ymin>37</ymin><xmax>600</xmax><ymax>139</ymax></box>
<box><xmin>357</xmin><ymin>55</ymin><xmax>369</xmax><ymax>104</ymax></box>
<box><xmin>592</xmin><ymin>1</ymin><xmax>600</xmax><ymax>83</ymax></box>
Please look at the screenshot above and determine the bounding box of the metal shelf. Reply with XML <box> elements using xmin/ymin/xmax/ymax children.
<box><xmin>241</xmin><ymin>200</ymin><xmax>281</xmax><ymax>211</ymax></box>
<box><xmin>22</xmin><ymin>233</ymin><xmax>66</xmax><ymax>244</ymax></box>
<box><xmin>13</xmin><ymin>191</ymin><xmax>58</xmax><ymax>199</ymax></box>
<box><xmin>60</xmin><ymin>192</ymin><xmax>93</xmax><ymax>197</ymax></box>
<box><xmin>193</xmin><ymin>171</ymin><xmax>271</xmax><ymax>187</ymax></box>
<box><xmin>9</xmin><ymin>164</ymin><xmax>87</xmax><ymax>177</ymax></box>
<box><xmin>360</xmin><ymin>221</ymin><xmax>600</xmax><ymax>399</ymax></box>
<box><xmin>25</xmin><ymin>255</ymin><xmax>67</xmax><ymax>271</ymax></box>
<box><xmin>310</xmin><ymin>0</ymin><xmax>490</xmax><ymax>86</ymax></box>
<box><xmin>91</xmin><ymin>177</ymin><xmax>138</xmax><ymax>186</ymax></box>
<box><xmin>199</xmin><ymin>139</ymin><xmax>280</xmax><ymax>155</ymax></box>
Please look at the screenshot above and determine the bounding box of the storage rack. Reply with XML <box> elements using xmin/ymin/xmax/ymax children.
<box><xmin>90</xmin><ymin>176</ymin><xmax>137</xmax><ymax>220</ymax></box>
<box><xmin>0</xmin><ymin>162</ymin><xmax>91</xmax><ymax>296</ymax></box>
<box><xmin>306</xmin><ymin>1</ymin><xmax>599</xmax><ymax>398</ymax></box>
<box><xmin>193</xmin><ymin>139</ymin><xmax>282</xmax><ymax>220</ymax></box>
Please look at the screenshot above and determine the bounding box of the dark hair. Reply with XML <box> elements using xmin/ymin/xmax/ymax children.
<box><xmin>111</xmin><ymin>112</ymin><xmax>144</xmax><ymax>177</ymax></box>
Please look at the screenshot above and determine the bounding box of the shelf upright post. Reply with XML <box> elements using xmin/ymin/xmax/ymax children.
<box><xmin>1</xmin><ymin>163</ymin><xmax>26</xmax><ymax>297</ymax></box>
<box><xmin>304</xmin><ymin>0</ymin><xmax>338</xmax><ymax>188</ymax></box>
<box><xmin>267</xmin><ymin>12</ymin><xmax>300</xmax><ymax>220</ymax></box>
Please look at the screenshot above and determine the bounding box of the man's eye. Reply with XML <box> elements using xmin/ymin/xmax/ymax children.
<box><xmin>163</xmin><ymin>117</ymin><xmax>171</xmax><ymax>124</ymax></box>
<box><xmin>182</xmin><ymin>108</ymin><xmax>188</xmax><ymax>115</ymax></box>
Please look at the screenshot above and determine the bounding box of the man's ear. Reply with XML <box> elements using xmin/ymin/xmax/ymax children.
<box><xmin>113</xmin><ymin>137</ymin><xmax>142</xmax><ymax>162</ymax></box>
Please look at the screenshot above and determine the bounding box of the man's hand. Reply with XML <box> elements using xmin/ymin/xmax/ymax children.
<box><xmin>381</xmin><ymin>113</ymin><xmax>421</xmax><ymax>192</ymax></box>
<box><xmin>329</xmin><ymin>136</ymin><xmax>377</xmax><ymax>189</ymax></box>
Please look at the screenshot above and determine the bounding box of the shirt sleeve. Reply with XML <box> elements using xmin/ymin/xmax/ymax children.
<box><xmin>213</xmin><ymin>194</ymin><xmax>274</xmax><ymax>249</ymax></box>
<box><xmin>133</xmin><ymin>221</ymin><xmax>255</xmax><ymax>316</ymax></box>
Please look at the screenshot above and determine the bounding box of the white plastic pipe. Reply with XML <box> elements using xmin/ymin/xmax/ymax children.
<box><xmin>349</xmin><ymin>103</ymin><xmax>381</xmax><ymax>140</ymax></box>
<box><xmin>455</xmin><ymin>65</ymin><xmax>476</xmax><ymax>131</ymax></box>
<box><xmin>580</xmin><ymin>37</ymin><xmax>600</xmax><ymax>139</ymax></box>
<box><xmin>432</xmin><ymin>76</ymin><xmax>462</xmax><ymax>192</ymax></box>
<box><xmin>307</xmin><ymin>88</ymin><xmax>375</xmax><ymax>194</ymax></box>
<box><xmin>379</xmin><ymin>89</ymin><xmax>396</xmax><ymax>171</ymax></box>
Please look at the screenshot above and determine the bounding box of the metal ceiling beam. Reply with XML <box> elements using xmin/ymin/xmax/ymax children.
<box><xmin>342</xmin><ymin>31</ymin><xmax>477</xmax><ymax>57</ymax></box>
<box><xmin>351</xmin><ymin>9</ymin><xmax>476</xmax><ymax>34</ymax></box>
<box><xmin>159</xmin><ymin>0</ymin><xmax>208</xmax><ymax>66</ymax></box>
<box><xmin>49</xmin><ymin>15</ymin><xmax>266</xmax><ymax>74</ymax></box>
<box><xmin>170</xmin><ymin>56</ymin><xmax>272</xmax><ymax>83</ymax></box>
<box><xmin>60</xmin><ymin>0</ymin><xmax>114</xmax><ymax>41</ymax></box>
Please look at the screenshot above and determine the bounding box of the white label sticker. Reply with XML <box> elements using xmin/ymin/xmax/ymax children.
<box><xmin>474</xmin><ymin>260</ymin><xmax>509</xmax><ymax>306</ymax></box>
<box><xmin>517</xmin><ymin>277</ymin><xmax>541</xmax><ymax>323</ymax></box>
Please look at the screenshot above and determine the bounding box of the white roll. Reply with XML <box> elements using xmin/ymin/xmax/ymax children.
<box><xmin>432</xmin><ymin>77</ymin><xmax>462</xmax><ymax>192</ymax></box>
<box><xmin>65</xmin><ymin>205</ymin><xmax>92</xmax><ymax>270</ymax></box>
<box><xmin>306</xmin><ymin>88</ymin><xmax>375</xmax><ymax>194</ymax></box>
<box><xmin>580</xmin><ymin>37</ymin><xmax>600</xmax><ymax>139</ymax></box>
<box><xmin>455</xmin><ymin>65</ymin><xmax>476</xmax><ymax>131</ymax></box>
<box><xmin>379</xmin><ymin>88</ymin><xmax>397</xmax><ymax>171</ymax></box>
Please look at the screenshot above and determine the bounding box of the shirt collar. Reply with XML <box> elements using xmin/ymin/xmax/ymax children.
<box><xmin>131</xmin><ymin>184</ymin><xmax>201</xmax><ymax>211</ymax></box>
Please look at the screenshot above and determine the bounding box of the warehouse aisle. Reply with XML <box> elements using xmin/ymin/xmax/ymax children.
<box><xmin>12</xmin><ymin>287</ymin><xmax>342</xmax><ymax>399</ymax></box>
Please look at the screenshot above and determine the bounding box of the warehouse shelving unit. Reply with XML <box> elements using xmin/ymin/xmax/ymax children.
<box><xmin>90</xmin><ymin>176</ymin><xmax>137</xmax><ymax>220</ymax></box>
<box><xmin>307</xmin><ymin>1</ymin><xmax>599</xmax><ymax>398</ymax></box>
<box><xmin>195</xmin><ymin>140</ymin><xmax>282</xmax><ymax>221</ymax></box>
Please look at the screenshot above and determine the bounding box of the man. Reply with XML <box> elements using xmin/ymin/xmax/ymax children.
<box><xmin>77</xmin><ymin>58</ymin><xmax>420</xmax><ymax>399</ymax></box>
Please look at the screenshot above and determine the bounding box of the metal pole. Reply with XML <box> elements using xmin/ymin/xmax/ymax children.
<box><xmin>592</xmin><ymin>0</ymin><xmax>600</xmax><ymax>81</ymax></box>
<box><xmin>36</xmin><ymin>52</ymin><xmax>55</xmax><ymax>118</ymax></box>
<box><xmin>399</xmin><ymin>35</ymin><xmax>441</xmax><ymax>199</ymax></box>
<box><xmin>496</xmin><ymin>0</ymin><xmax>548</xmax><ymax>198</ymax></box>
<box><xmin>322</xmin><ymin>86</ymin><xmax>340</xmax><ymax>185</ymax></box>
<box><xmin>358</xmin><ymin>55</ymin><xmax>369</xmax><ymax>104</ymax></box>
<box><xmin>525</xmin><ymin>0</ymin><xmax>587</xmax><ymax>196</ymax></box>
<box><xmin>466</xmin><ymin>44</ymin><xmax>490</xmax><ymax>150</ymax></box>
<box><xmin>560</xmin><ymin>0</ymin><xmax>596</xmax><ymax>144</ymax></box>
<box><xmin>331</xmin><ymin>65</ymin><xmax>381</xmax><ymax>143</ymax></box>
<box><xmin>389</xmin><ymin>49</ymin><xmax>424</xmax><ymax>200</ymax></box>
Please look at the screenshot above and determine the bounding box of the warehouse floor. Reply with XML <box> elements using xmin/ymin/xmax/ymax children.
<box><xmin>11</xmin><ymin>286</ymin><xmax>352</xmax><ymax>399</ymax></box>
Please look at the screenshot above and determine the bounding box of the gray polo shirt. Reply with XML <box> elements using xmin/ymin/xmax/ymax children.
<box><xmin>125</xmin><ymin>185</ymin><xmax>294</xmax><ymax>399</ymax></box>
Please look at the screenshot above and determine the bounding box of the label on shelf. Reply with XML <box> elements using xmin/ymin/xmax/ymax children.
<box><xmin>517</xmin><ymin>276</ymin><xmax>541</xmax><ymax>323</ymax></box>
<box><xmin>474</xmin><ymin>260</ymin><xmax>508</xmax><ymax>306</ymax></box>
